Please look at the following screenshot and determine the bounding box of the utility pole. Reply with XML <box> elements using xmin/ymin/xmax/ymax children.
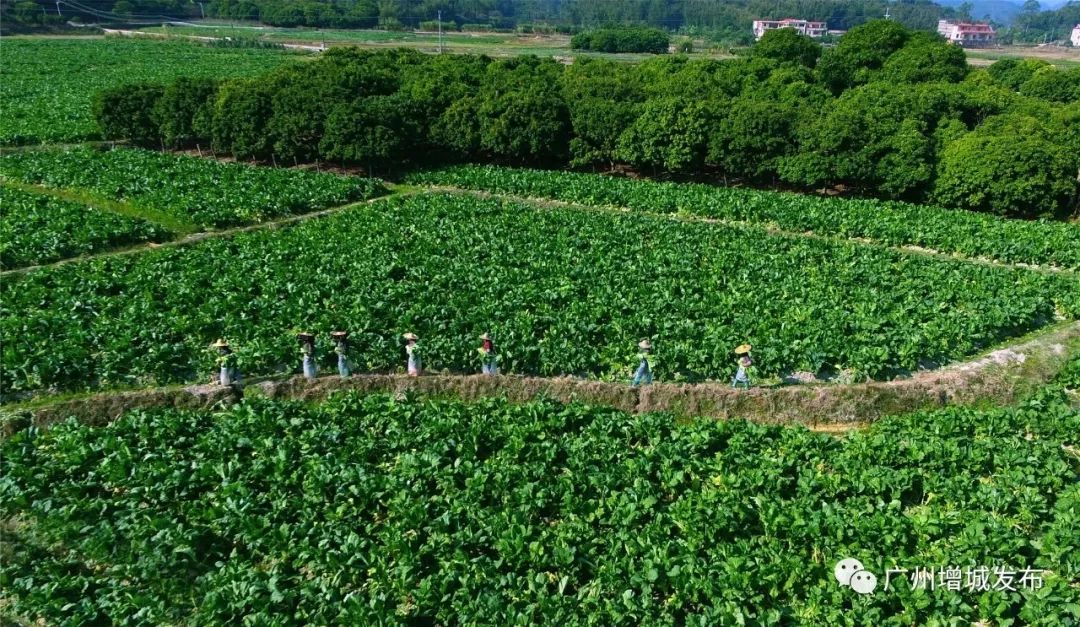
<box><xmin>884</xmin><ymin>6</ymin><xmax>892</xmax><ymax>20</ymax></box>
<box><xmin>198</xmin><ymin>2</ymin><xmax>205</xmax><ymax>19</ymax></box>
<box><xmin>438</xmin><ymin>10</ymin><xmax>444</xmax><ymax>53</ymax></box>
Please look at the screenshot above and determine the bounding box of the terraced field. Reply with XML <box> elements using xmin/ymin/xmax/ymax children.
<box><xmin>1</xmin><ymin>147</ymin><xmax>384</xmax><ymax>229</ymax></box>
<box><xmin>0</xmin><ymin>185</ymin><xmax>173</xmax><ymax>269</ymax></box>
<box><xmin>2</xmin><ymin>32</ymin><xmax>1078</xmax><ymax>627</ymax></box>
<box><xmin>0</xmin><ymin>38</ymin><xmax>301</xmax><ymax>145</ymax></box>
<box><xmin>2</xmin><ymin>192</ymin><xmax>1075</xmax><ymax>397</ymax></box>
<box><xmin>3</xmin><ymin>358</ymin><xmax>1077</xmax><ymax>623</ymax></box>
<box><xmin>408</xmin><ymin>165</ymin><xmax>1080</xmax><ymax>270</ymax></box>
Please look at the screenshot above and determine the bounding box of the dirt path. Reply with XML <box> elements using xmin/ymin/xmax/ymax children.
<box><xmin>5</xmin><ymin>319</ymin><xmax>1076</xmax><ymax>436</ymax></box>
<box><xmin>101</xmin><ymin>28</ymin><xmax>326</xmax><ymax>52</ymax></box>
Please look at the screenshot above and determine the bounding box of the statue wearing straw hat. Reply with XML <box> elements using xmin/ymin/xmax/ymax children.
<box><xmin>732</xmin><ymin>343</ymin><xmax>753</xmax><ymax>389</ymax></box>
<box><xmin>477</xmin><ymin>333</ymin><xmax>499</xmax><ymax>375</ymax></box>
<box><xmin>632</xmin><ymin>338</ymin><xmax>654</xmax><ymax>386</ymax></box>
<box><xmin>211</xmin><ymin>339</ymin><xmax>239</xmax><ymax>386</ymax></box>
<box><xmin>403</xmin><ymin>332</ymin><xmax>422</xmax><ymax>376</ymax></box>
<box><xmin>331</xmin><ymin>331</ymin><xmax>351</xmax><ymax>377</ymax></box>
<box><xmin>298</xmin><ymin>332</ymin><xmax>317</xmax><ymax>379</ymax></box>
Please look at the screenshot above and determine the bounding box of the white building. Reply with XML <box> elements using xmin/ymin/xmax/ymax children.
<box><xmin>936</xmin><ymin>19</ymin><xmax>996</xmax><ymax>47</ymax></box>
<box><xmin>753</xmin><ymin>19</ymin><xmax>828</xmax><ymax>41</ymax></box>
<box><xmin>1071</xmin><ymin>24</ymin><xmax>1080</xmax><ymax>47</ymax></box>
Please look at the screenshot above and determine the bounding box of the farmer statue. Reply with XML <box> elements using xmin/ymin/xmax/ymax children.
<box><xmin>403</xmin><ymin>332</ymin><xmax>422</xmax><ymax>376</ymax></box>
<box><xmin>477</xmin><ymin>332</ymin><xmax>499</xmax><ymax>375</ymax></box>
<box><xmin>331</xmin><ymin>331</ymin><xmax>351</xmax><ymax>377</ymax></box>
<box><xmin>732</xmin><ymin>343</ymin><xmax>753</xmax><ymax>389</ymax></box>
<box><xmin>632</xmin><ymin>338</ymin><xmax>654</xmax><ymax>386</ymax></box>
<box><xmin>298</xmin><ymin>332</ymin><xmax>317</xmax><ymax>379</ymax></box>
<box><xmin>212</xmin><ymin>338</ymin><xmax>239</xmax><ymax>386</ymax></box>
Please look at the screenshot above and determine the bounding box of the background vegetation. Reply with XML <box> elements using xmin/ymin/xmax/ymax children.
<box><xmin>0</xmin><ymin>0</ymin><xmax>957</xmax><ymax>33</ymax></box>
<box><xmin>570</xmin><ymin>26</ymin><xmax>670</xmax><ymax>54</ymax></box>
<box><xmin>97</xmin><ymin>21</ymin><xmax>1080</xmax><ymax>218</ymax></box>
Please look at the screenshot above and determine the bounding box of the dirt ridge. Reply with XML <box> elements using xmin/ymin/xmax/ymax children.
<box><xmin>5</xmin><ymin>321</ymin><xmax>1076</xmax><ymax>437</ymax></box>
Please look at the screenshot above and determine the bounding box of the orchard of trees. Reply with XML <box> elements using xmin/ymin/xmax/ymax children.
<box><xmin>96</xmin><ymin>21</ymin><xmax>1080</xmax><ymax>219</ymax></box>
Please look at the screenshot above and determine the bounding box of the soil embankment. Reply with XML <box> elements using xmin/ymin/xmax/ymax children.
<box><xmin>5</xmin><ymin>320</ymin><xmax>1076</xmax><ymax>437</ymax></box>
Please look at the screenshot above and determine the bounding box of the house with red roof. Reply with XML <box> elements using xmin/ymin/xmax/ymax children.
<box><xmin>937</xmin><ymin>19</ymin><xmax>996</xmax><ymax>47</ymax></box>
<box><xmin>753</xmin><ymin>19</ymin><xmax>828</xmax><ymax>41</ymax></box>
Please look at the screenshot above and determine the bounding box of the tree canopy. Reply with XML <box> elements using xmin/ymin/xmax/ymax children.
<box><xmin>95</xmin><ymin>23</ymin><xmax>1079</xmax><ymax>219</ymax></box>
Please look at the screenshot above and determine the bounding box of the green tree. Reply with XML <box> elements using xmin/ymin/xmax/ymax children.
<box><xmin>211</xmin><ymin>80</ymin><xmax>274</xmax><ymax>159</ymax></box>
<box><xmin>617</xmin><ymin>97</ymin><xmax>710</xmax><ymax>172</ymax></box>
<box><xmin>571</xmin><ymin>26</ymin><xmax>670</xmax><ymax>54</ymax></box>
<box><xmin>817</xmin><ymin>20</ymin><xmax>912</xmax><ymax>93</ymax></box>
<box><xmin>477</xmin><ymin>87</ymin><xmax>571</xmax><ymax>164</ymax></box>
<box><xmin>431</xmin><ymin>96</ymin><xmax>484</xmax><ymax>158</ymax></box>
<box><xmin>752</xmin><ymin>27</ymin><xmax>822</xmax><ymax>68</ymax></box>
<box><xmin>934</xmin><ymin>118</ymin><xmax>1076</xmax><ymax>218</ymax></box>
<box><xmin>13</xmin><ymin>1</ymin><xmax>42</xmax><ymax>24</ymax></box>
<box><xmin>562</xmin><ymin>58</ymin><xmax>644</xmax><ymax>167</ymax></box>
<box><xmin>707</xmin><ymin>96</ymin><xmax>798</xmax><ymax>181</ymax></box>
<box><xmin>986</xmin><ymin>58</ymin><xmax>1052</xmax><ymax>91</ymax></box>
<box><xmin>465</xmin><ymin>58</ymin><xmax>573</xmax><ymax>164</ymax></box>
<box><xmin>93</xmin><ymin>83</ymin><xmax>165</xmax><ymax>145</ymax></box>
<box><xmin>153</xmin><ymin>78</ymin><xmax>218</xmax><ymax>149</ymax></box>
<box><xmin>319</xmin><ymin>94</ymin><xmax>417</xmax><ymax>174</ymax></box>
<box><xmin>881</xmin><ymin>33</ymin><xmax>968</xmax><ymax>84</ymax></box>
<box><xmin>1020</xmin><ymin>67</ymin><xmax>1080</xmax><ymax>104</ymax></box>
<box><xmin>784</xmin><ymin>83</ymin><xmax>938</xmax><ymax>198</ymax></box>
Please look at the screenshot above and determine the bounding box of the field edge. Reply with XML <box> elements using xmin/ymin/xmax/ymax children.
<box><xmin>4</xmin><ymin>320</ymin><xmax>1076</xmax><ymax>437</ymax></box>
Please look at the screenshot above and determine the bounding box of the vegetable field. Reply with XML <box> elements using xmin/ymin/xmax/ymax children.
<box><xmin>0</xmin><ymin>38</ymin><xmax>300</xmax><ymax>145</ymax></box>
<box><xmin>2</xmin><ymin>193</ymin><xmax>1075</xmax><ymax>396</ymax></box>
<box><xmin>3</xmin><ymin>359</ymin><xmax>1077</xmax><ymax>624</ymax></box>
<box><xmin>0</xmin><ymin>147</ymin><xmax>385</xmax><ymax>229</ymax></box>
<box><xmin>407</xmin><ymin>166</ymin><xmax>1080</xmax><ymax>270</ymax></box>
<box><xmin>0</xmin><ymin>186</ymin><xmax>173</xmax><ymax>269</ymax></box>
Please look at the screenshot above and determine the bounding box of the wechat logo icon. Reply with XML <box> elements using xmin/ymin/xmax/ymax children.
<box><xmin>835</xmin><ymin>558</ymin><xmax>878</xmax><ymax>595</ymax></box>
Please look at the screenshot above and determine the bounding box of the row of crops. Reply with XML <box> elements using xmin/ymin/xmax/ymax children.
<box><xmin>0</xmin><ymin>186</ymin><xmax>173</xmax><ymax>269</ymax></box>
<box><xmin>0</xmin><ymin>147</ymin><xmax>385</xmax><ymax>229</ymax></box>
<box><xmin>3</xmin><ymin>192</ymin><xmax>1076</xmax><ymax>396</ymax></box>
<box><xmin>407</xmin><ymin>165</ymin><xmax>1080</xmax><ymax>271</ymax></box>
<box><xmin>3</xmin><ymin>356</ymin><xmax>1077</xmax><ymax>623</ymax></box>
<box><xmin>0</xmin><ymin>38</ymin><xmax>299</xmax><ymax>146</ymax></box>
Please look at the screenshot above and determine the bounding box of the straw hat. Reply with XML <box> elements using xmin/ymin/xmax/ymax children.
<box><xmin>403</xmin><ymin>332</ymin><xmax>419</xmax><ymax>340</ymax></box>
<box><xmin>211</xmin><ymin>338</ymin><xmax>229</xmax><ymax>348</ymax></box>
<box><xmin>734</xmin><ymin>343</ymin><xmax>752</xmax><ymax>355</ymax></box>
<box><xmin>330</xmin><ymin>331</ymin><xmax>349</xmax><ymax>340</ymax></box>
<box><xmin>638</xmin><ymin>339</ymin><xmax>653</xmax><ymax>350</ymax></box>
<box><xmin>480</xmin><ymin>333</ymin><xmax>492</xmax><ymax>341</ymax></box>
<box><xmin>297</xmin><ymin>332</ymin><xmax>315</xmax><ymax>343</ymax></box>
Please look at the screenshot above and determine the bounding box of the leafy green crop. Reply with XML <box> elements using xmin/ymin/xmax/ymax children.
<box><xmin>0</xmin><ymin>147</ymin><xmax>385</xmax><ymax>229</ymax></box>
<box><xmin>406</xmin><ymin>165</ymin><xmax>1080</xmax><ymax>270</ymax></box>
<box><xmin>2</xmin><ymin>192</ymin><xmax>1075</xmax><ymax>395</ymax></box>
<box><xmin>0</xmin><ymin>186</ymin><xmax>173</xmax><ymax>269</ymax></box>
<box><xmin>0</xmin><ymin>38</ymin><xmax>298</xmax><ymax>145</ymax></box>
<box><xmin>2</xmin><ymin>360</ymin><xmax>1077</xmax><ymax>624</ymax></box>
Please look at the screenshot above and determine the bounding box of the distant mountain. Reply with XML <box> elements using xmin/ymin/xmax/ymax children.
<box><xmin>936</xmin><ymin>0</ymin><xmax>1023</xmax><ymax>24</ymax></box>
